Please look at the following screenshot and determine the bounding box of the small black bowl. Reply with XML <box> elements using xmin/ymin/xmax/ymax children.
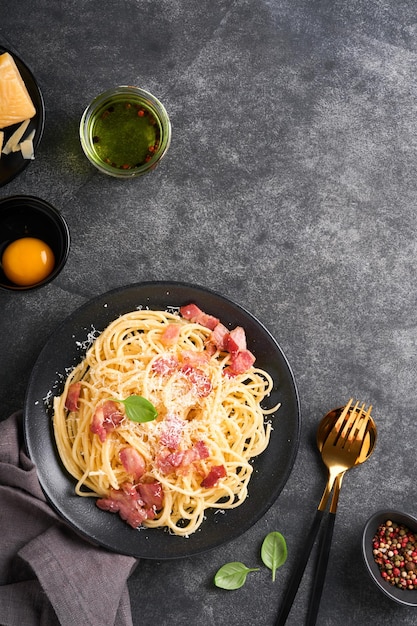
<box><xmin>362</xmin><ymin>509</ymin><xmax>417</xmax><ymax>607</ymax></box>
<box><xmin>0</xmin><ymin>195</ymin><xmax>70</xmax><ymax>291</ymax></box>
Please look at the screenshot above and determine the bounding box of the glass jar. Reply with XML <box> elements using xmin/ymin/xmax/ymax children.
<box><xmin>79</xmin><ymin>86</ymin><xmax>171</xmax><ymax>178</ymax></box>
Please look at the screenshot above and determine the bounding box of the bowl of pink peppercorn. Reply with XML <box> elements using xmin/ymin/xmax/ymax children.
<box><xmin>362</xmin><ymin>510</ymin><xmax>417</xmax><ymax>607</ymax></box>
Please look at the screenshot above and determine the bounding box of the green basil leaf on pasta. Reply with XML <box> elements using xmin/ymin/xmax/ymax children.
<box><xmin>114</xmin><ymin>395</ymin><xmax>158</xmax><ymax>423</ymax></box>
<box><xmin>214</xmin><ymin>562</ymin><xmax>259</xmax><ymax>590</ymax></box>
<box><xmin>261</xmin><ymin>531</ymin><xmax>287</xmax><ymax>581</ymax></box>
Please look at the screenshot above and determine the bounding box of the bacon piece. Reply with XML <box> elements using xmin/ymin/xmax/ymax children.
<box><xmin>119</xmin><ymin>447</ymin><xmax>146</xmax><ymax>481</ymax></box>
<box><xmin>151</xmin><ymin>355</ymin><xmax>179</xmax><ymax>375</ymax></box>
<box><xmin>197</xmin><ymin>312</ymin><xmax>219</xmax><ymax>330</ymax></box>
<box><xmin>210</xmin><ymin>322</ymin><xmax>229</xmax><ymax>350</ymax></box>
<box><xmin>224</xmin><ymin>349</ymin><xmax>256</xmax><ymax>377</ymax></box>
<box><xmin>180</xmin><ymin>448</ymin><xmax>200</xmax><ymax>467</ymax></box>
<box><xmin>180</xmin><ymin>303</ymin><xmax>219</xmax><ymax>330</ymax></box>
<box><xmin>180</xmin><ymin>303</ymin><xmax>203</xmax><ymax>321</ymax></box>
<box><xmin>224</xmin><ymin>326</ymin><xmax>247</xmax><ymax>354</ymax></box>
<box><xmin>194</xmin><ymin>440</ymin><xmax>210</xmax><ymax>459</ymax></box>
<box><xmin>167</xmin><ymin>450</ymin><xmax>185</xmax><ymax>467</ymax></box>
<box><xmin>160</xmin><ymin>323</ymin><xmax>181</xmax><ymax>345</ymax></box>
<box><xmin>179</xmin><ymin>349</ymin><xmax>209</xmax><ymax>366</ymax></box>
<box><xmin>156</xmin><ymin>450</ymin><xmax>184</xmax><ymax>474</ymax></box>
<box><xmin>156</xmin><ymin>452</ymin><xmax>175</xmax><ymax>474</ymax></box>
<box><xmin>65</xmin><ymin>382</ymin><xmax>81</xmax><ymax>412</ymax></box>
<box><xmin>96</xmin><ymin>480</ymin><xmax>163</xmax><ymax>529</ymax></box>
<box><xmin>201</xmin><ymin>465</ymin><xmax>227</xmax><ymax>488</ymax></box>
<box><xmin>204</xmin><ymin>341</ymin><xmax>216</xmax><ymax>357</ymax></box>
<box><xmin>181</xmin><ymin>364</ymin><xmax>212</xmax><ymax>397</ymax></box>
<box><xmin>157</xmin><ymin>440</ymin><xmax>210</xmax><ymax>475</ymax></box>
<box><xmin>160</xmin><ymin>449</ymin><xmax>196</xmax><ymax>475</ymax></box>
<box><xmin>137</xmin><ymin>482</ymin><xmax>164</xmax><ymax>510</ymax></box>
<box><xmin>96</xmin><ymin>483</ymin><xmax>148</xmax><ymax>528</ymax></box>
<box><xmin>90</xmin><ymin>400</ymin><xmax>124</xmax><ymax>443</ymax></box>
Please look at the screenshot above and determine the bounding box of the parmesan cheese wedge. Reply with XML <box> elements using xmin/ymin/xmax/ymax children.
<box><xmin>0</xmin><ymin>52</ymin><xmax>36</xmax><ymax>129</ymax></box>
<box><xmin>2</xmin><ymin>118</ymin><xmax>30</xmax><ymax>154</ymax></box>
<box><xmin>20</xmin><ymin>129</ymin><xmax>35</xmax><ymax>159</ymax></box>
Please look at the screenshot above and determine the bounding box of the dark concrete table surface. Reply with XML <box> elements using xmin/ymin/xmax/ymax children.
<box><xmin>1</xmin><ymin>1</ymin><xmax>417</xmax><ymax>624</ymax></box>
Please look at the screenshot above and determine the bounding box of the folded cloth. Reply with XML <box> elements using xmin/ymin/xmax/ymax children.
<box><xmin>0</xmin><ymin>411</ymin><xmax>138</xmax><ymax>626</ymax></box>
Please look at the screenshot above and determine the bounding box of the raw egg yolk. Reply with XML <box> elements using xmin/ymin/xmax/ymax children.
<box><xmin>2</xmin><ymin>237</ymin><xmax>55</xmax><ymax>286</ymax></box>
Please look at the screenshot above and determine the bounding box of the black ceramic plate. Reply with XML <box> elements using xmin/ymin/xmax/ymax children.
<box><xmin>24</xmin><ymin>282</ymin><xmax>300</xmax><ymax>559</ymax></box>
<box><xmin>0</xmin><ymin>46</ymin><xmax>45</xmax><ymax>186</ymax></box>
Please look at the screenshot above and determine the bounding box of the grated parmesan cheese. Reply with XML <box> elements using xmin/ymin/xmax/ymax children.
<box><xmin>75</xmin><ymin>325</ymin><xmax>101</xmax><ymax>351</ymax></box>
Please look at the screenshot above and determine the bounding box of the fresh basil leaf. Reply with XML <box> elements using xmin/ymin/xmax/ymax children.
<box><xmin>214</xmin><ymin>562</ymin><xmax>259</xmax><ymax>590</ymax></box>
<box><xmin>113</xmin><ymin>395</ymin><xmax>158</xmax><ymax>423</ymax></box>
<box><xmin>261</xmin><ymin>531</ymin><xmax>287</xmax><ymax>581</ymax></box>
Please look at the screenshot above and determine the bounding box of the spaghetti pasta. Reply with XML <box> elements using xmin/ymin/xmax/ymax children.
<box><xmin>53</xmin><ymin>305</ymin><xmax>279</xmax><ymax>536</ymax></box>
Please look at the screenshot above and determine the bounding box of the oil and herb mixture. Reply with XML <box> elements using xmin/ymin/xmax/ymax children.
<box><xmin>91</xmin><ymin>99</ymin><xmax>160</xmax><ymax>170</ymax></box>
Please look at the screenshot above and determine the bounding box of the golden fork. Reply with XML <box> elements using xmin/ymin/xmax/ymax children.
<box><xmin>318</xmin><ymin>400</ymin><xmax>373</xmax><ymax>513</ymax></box>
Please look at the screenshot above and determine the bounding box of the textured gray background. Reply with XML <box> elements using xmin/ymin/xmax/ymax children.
<box><xmin>1</xmin><ymin>0</ymin><xmax>417</xmax><ymax>624</ymax></box>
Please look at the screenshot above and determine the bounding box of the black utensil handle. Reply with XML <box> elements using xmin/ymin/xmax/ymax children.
<box><xmin>305</xmin><ymin>512</ymin><xmax>337</xmax><ymax>626</ymax></box>
<box><xmin>274</xmin><ymin>509</ymin><xmax>325</xmax><ymax>626</ymax></box>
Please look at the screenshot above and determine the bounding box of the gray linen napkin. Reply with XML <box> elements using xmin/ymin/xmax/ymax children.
<box><xmin>0</xmin><ymin>411</ymin><xmax>138</xmax><ymax>626</ymax></box>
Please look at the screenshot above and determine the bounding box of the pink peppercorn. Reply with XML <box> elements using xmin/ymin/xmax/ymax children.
<box><xmin>372</xmin><ymin>520</ymin><xmax>417</xmax><ymax>589</ymax></box>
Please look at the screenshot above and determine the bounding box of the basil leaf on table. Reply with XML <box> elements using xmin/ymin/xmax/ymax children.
<box><xmin>113</xmin><ymin>395</ymin><xmax>158</xmax><ymax>423</ymax></box>
<box><xmin>214</xmin><ymin>562</ymin><xmax>259</xmax><ymax>590</ymax></box>
<box><xmin>261</xmin><ymin>531</ymin><xmax>288</xmax><ymax>581</ymax></box>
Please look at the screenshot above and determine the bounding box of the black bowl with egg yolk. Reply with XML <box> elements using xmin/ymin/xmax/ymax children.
<box><xmin>0</xmin><ymin>195</ymin><xmax>70</xmax><ymax>291</ymax></box>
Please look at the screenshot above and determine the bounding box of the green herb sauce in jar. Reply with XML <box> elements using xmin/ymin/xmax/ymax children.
<box><xmin>91</xmin><ymin>101</ymin><xmax>160</xmax><ymax>170</ymax></box>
